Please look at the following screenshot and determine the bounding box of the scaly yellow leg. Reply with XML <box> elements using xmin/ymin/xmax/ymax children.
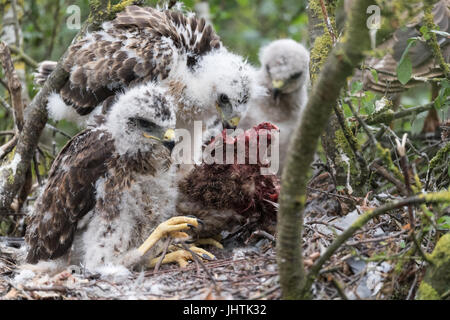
<box><xmin>137</xmin><ymin>216</ymin><xmax>200</xmax><ymax>256</ymax></box>
<box><xmin>148</xmin><ymin>246</ymin><xmax>216</xmax><ymax>268</ymax></box>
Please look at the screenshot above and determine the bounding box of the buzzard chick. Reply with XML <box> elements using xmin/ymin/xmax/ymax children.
<box><xmin>177</xmin><ymin>123</ymin><xmax>280</xmax><ymax>242</ymax></box>
<box><xmin>238</xmin><ymin>39</ymin><xmax>309</xmax><ymax>175</ymax></box>
<box><xmin>39</xmin><ymin>5</ymin><xmax>259</xmax><ymax>142</ymax></box>
<box><xmin>25</xmin><ymin>83</ymin><xmax>208</xmax><ymax>271</ymax></box>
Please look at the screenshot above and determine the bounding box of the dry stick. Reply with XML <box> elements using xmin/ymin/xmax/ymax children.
<box><xmin>370</xmin><ymin>162</ymin><xmax>408</xmax><ymax>196</ymax></box>
<box><xmin>346</xmin><ymin>229</ymin><xmax>408</xmax><ymax>246</ymax></box>
<box><xmin>0</xmin><ymin>41</ymin><xmax>24</xmax><ymax>131</ymax></box>
<box><xmin>319</xmin><ymin>0</ymin><xmax>336</xmax><ymax>44</ymax></box>
<box><xmin>0</xmin><ymin>136</ymin><xmax>18</xmax><ymax>160</ymax></box>
<box><xmin>300</xmin><ymin>191</ymin><xmax>449</xmax><ymax>296</ymax></box>
<box><xmin>397</xmin><ymin>138</ymin><xmax>433</xmax><ymax>264</ymax></box>
<box><xmin>7</xmin><ymin>44</ymin><xmax>38</xmax><ymax>69</ymax></box>
<box><xmin>10</xmin><ymin>0</ymin><xmax>22</xmax><ymax>49</ymax></box>
<box><xmin>45</xmin><ymin>123</ymin><xmax>72</xmax><ymax>139</ymax></box>
<box><xmin>153</xmin><ymin>237</ymin><xmax>172</xmax><ymax>272</ymax></box>
<box><xmin>0</xmin><ymin>131</ymin><xmax>15</xmax><ymax>136</ymax></box>
<box><xmin>0</xmin><ymin>96</ymin><xmax>12</xmax><ymax>112</ymax></box>
<box><xmin>397</xmin><ymin>137</ymin><xmax>415</xmax><ymax>228</ymax></box>
<box><xmin>362</xmin><ymin>127</ymin><xmax>386</xmax><ymax>152</ymax></box>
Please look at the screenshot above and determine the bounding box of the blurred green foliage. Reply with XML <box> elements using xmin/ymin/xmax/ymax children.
<box><xmin>19</xmin><ymin>0</ymin><xmax>309</xmax><ymax>65</ymax></box>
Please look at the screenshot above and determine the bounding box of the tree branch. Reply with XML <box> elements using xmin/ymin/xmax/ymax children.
<box><xmin>277</xmin><ymin>0</ymin><xmax>376</xmax><ymax>299</ymax></box>
<box><xmin>0</xmin><ymin>41</ymin><xmax>24</xmax><ymax>131</ymax></box>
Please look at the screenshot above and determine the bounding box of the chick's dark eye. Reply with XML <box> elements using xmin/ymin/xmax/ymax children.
<box><xmin>129</xmin><ymin>118</ymin><xmax>156</xmax><ymax>131</ymax></box>
<box><xmin>138</xmin><ymin>119</ymin><xmax>154</xmax><ymax>129</ymax></box>
<box><xmin>219</xmin><ymin>94</ymin><xmax>230</xmax><ymax>105</ymax></box>
<box><xmin>291</xmin><ymin>72</ymin><xmax>302</xmax><ymax>80</ymax></box>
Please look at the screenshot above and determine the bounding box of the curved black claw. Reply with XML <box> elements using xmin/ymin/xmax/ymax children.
<box><xmin>184</xmin><ymin>238</ymin><xmax>196</xmax><ymax>244</ymax></box>
<box><xmin>186</xmin><ymin>216</ymin><xmax>204</xmax><ymax>227</ymax></box>
<box><xmin>202</xmin><ymin>254</ymin><xmax>216</xmax><ymax>261</ymax></box>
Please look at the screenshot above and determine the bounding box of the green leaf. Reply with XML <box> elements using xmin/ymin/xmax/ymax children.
<box><xmin>397</xmin><ymin>55</ymin><xmax>412</xmax><ymax>85</ymax></box>
<box><xmin>420</xmin><ymin>26</ymin><xmax>430</xmax><ymax>40</ymax></box>
<box><xmin>371</xmin><ymin>69</ymin><xmax>379</xmax><ymax>83</ymax></box>
<box><xmin>396</xmin><ymin>38</ymin><xmax>417</xmax><ymax>85</ymax></box>
<box><xmin>437</xmin><ymin>216</ymin><xmax>450</xmax><ymax>230</ymax></box>
<box><xmin>351</xmin><ymin>81</ymin><xmax>363</xmax><ymax>94</ymax></box>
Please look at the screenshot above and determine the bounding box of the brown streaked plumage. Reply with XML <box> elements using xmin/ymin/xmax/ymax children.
<box><xmin>59</xmin><ymin>5</ymin><xmax>221</xmax><ymax>114</ymax></box>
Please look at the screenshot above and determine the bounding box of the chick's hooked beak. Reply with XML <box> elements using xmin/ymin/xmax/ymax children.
<box><xmin>216</xmin><ymin>104</ymin><xmax>240</xmax><ymax>130</ymax></box>
<box><xmin>162</xmin><ymin>128</ymin><xmax>176</xmax><ymax>151</ymax></box>
<box><xmin>272</xmin><ymin>80</ymin><xmax>284</xmax><ymax>99</ymax></box>
<box><xmin>143</xmin><ymin>128</ymin><xmax>176</xmax><ymax>151</ymax></box>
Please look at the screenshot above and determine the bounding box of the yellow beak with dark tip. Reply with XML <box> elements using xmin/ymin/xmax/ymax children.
<box><xmin>228</xmin><ymin>117</ymin><xmax>241</xmax><ymax>128</ymax></box>
<box><xmin>143</xmin><ymin>129</ymin><xmax>176</xmax><ymax>151</ymax></box>
<box><xmin>162</xmin><ymin>128</ymin><xmax>176</xmax><ymax>151</ymax></box>
<box><xmin>216</xmin><ymin>104</ymin><xmax>241</xmax><ymax>130</ymax></box>
<box><xmin>272</xmin><ymin>79</ymin><xmax>284</xmax><ymax>89</ymax></box>
<box><xmin>163</xmin><ymin>128</ymin><xmax>175</xmax><ymax>142</ymax></box>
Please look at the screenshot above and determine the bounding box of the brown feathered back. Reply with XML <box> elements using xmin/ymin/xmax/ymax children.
<box><xmin>60</xmin><ymin>5</ymin><xmax>222</xmax><ymax>116</ymax></box>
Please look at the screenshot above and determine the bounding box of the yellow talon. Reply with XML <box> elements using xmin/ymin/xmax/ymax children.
<box><xmin>148</xmin><ymin>245</ymin><xmax>216</xmax><ymax>268</ymax></box>
<box><xmin>137</xmin><ymin>216</ymin><xmax>200</xmax><ymax>256</ymax></box>
<box><xmin>195</xmin><ymin>238</ymin><xmax>224</xmax><ymax>249</ymax></box>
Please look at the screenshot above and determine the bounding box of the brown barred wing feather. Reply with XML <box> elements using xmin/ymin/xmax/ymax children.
<box><xmin>25</xmin><ymin>129</ymin><xmax>115</xmax><ymax>263</ymax></box>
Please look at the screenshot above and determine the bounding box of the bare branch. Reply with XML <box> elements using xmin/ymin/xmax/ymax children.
<box><xmin>0</xmin><ymin>41</ymin><xmax>24</xmax><ymax>131</ymax></box>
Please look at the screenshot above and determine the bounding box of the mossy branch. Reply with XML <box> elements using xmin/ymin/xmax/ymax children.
<box><xmin>416</xmin><ymin>233</ymin><xmax>450</xmax><ymax>300</ymax></box>
<box><xmin>429</xmin><ymin>142</ymin><xmax>450</xmax><ymax>171</ymax></box>
<box><xmin>362</xmin><ymin>98</ymin><xmax>450</xmax><ymax>125</ymax></box>
<box><xmin>423</xmin><ymin>1</ymin><xmax>450</xmax><ymax>79</ymax></box>
<box><xmin>277</xmin><ymin>0</ymin><xmax>376</xmax><ymax>300</ymax></box>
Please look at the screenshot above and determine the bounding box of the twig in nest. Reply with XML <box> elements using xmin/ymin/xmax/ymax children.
<box><xmin>245</xmin><ymin>230</ymin><xmax>276</xmax><ymax>245</ymax></box>
<box><xmin>370</xmin><ymin>161</ymin><xmax>408</xmax><ymax>196</ymax></box>
<box><xmin>396</xmin><ymin>134</ymin><xmax>415</xmax><ymax>228</ymax></box>
<box><xmin>153</xmin><ymin>237</ymin><xmax>172</xmax><ymax>272</ymax></box>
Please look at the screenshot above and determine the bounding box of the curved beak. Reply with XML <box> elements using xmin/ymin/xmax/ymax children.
<box><xmin>216</xmin><ymin>103</ymin><xmax>241</xmax><ymax>130</ymax></box>
<box><xmin>272</xmin><ymin>80</ymin><xmax>284</xmax><ymax>99</ymax></box>
<box><xmin>162</xmin><ymin>128</ymin><xmax>176</xmax><ymax>151</ymax></box>
<box><xmin>222</xmin><ymin>116</ymin><xmax>240</xmax><ymax>130</ymax></box>
<box><xmin>143</xmin><ymin>129</ymin><xmax>176</xmax><ymax>151</ymax></box>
